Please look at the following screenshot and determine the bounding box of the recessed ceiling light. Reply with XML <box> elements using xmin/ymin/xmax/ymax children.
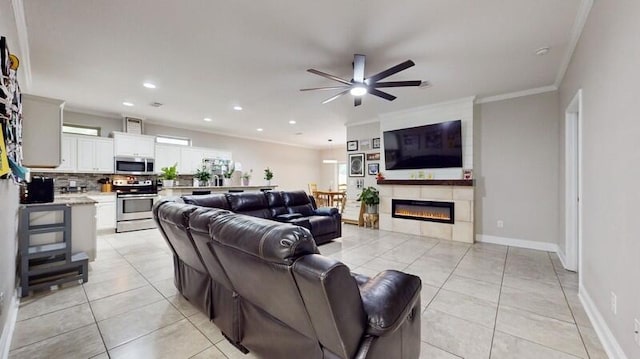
<box><xmin>535</xmin><ymin>47</ymin><xmax>550</xmax><ymax>56</ymax></box>
<box><xmin>233</xmin><ymin>106</ymin><xmax>243</xmax><ymax>111</ymax></box>
<box><xmin>289</xmin><ymin>120</ymin><xmax>296</xmax><ymax>125</ymax></box>
<box><xmin>256</xmin><ymin>128</ymin><xmax>263</xmax><ymax>132</ymax></box>
<box><xmin>143</xmin><ymin>82</ymin><xmax>156</xmax><ymax>89</ymax></box>
<box><xmin>350</xmin><ymin>86</ymin><xmax>367</xmax><ymax>97</ymax></box>
<box><xmin>122</xmin><ymin>102</ymin><xmax>134</xmax><ymax>107</ymax></box>
<box><xmin>203</xmin><ymin>118</ymin><xmax>212</xmax><ymax>122</ymax></box>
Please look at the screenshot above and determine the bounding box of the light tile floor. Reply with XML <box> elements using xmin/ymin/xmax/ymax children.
<box><xmin>9</xmin><ymin>225</ymin><xmax>607</xmax><ymax>359</ymax></box>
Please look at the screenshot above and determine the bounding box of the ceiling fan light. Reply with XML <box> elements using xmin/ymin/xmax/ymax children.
<box><xmin>350</xmin><ymin>86</ymin><xmax>367</xmax><ymax>97</ymax></box>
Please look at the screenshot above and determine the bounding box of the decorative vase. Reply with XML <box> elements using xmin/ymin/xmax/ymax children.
<box><xmin>193</xmin><ymin>179</ymin><xmax>200</xmax><ymax>187</ymax></box>
<box><xmin>242</xmin><ymin>178</ymin><xmax>249</xmax><ymax>186</ymax></box>
<box><xmin>366</xmin><ymin>204</ymin><xmax>378</xmax><ymax>214</ymax></box>
<box><xmin>266</xmin><ymin>180</ymin><xmax>271</xmax><ymax>186</ymax></box>
<box><xmin>163</xmin><ymin>179</ymin><xmax>174</xmax><ymax>188</ymax></box>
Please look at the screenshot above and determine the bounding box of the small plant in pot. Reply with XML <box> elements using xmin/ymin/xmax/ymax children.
<box><xmin>222</xmin><ymin>162</ymin><xmax>235</xmax><ymax>186</ymax></box>
<box><xmin>241</xmin><ymin>169</ymin><xmax>252</xmax><ymax>186</ymax></box>
<box><xmin>264</xmin><ymin>167</ymin><xmax>274</xmax><ymax>185</ymax></box>
<box><xmin>357</xmin><ymin>186</ymin><xmax>380</xmax><ymax>214</ymax></box>
<box><xmin>194</xmin><ymin>166</ymin><xmax>211</xmax><ymax>187</ymax></box>
<box><xmin>160</xmin><ymin>163</ymin><xmax>178</xmax><ymax>187</ymax></box>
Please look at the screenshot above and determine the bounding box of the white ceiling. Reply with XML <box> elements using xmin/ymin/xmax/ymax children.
<box><xmin>20</xmin><ymin>0</ymin><xmax>583</xmax><ymax>148</ymax></box>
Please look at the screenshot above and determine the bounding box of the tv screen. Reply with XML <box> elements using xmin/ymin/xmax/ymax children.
<box><xmin>384</xmin><ymin>120</ymin><xmax>463</xmax><ymax>170</ymax></box>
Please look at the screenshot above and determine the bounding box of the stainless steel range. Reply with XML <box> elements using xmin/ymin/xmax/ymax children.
<box><xmin>113</xmin><ymin>179</ymin><xmax>159</xmax><ymax>233</ymax></box>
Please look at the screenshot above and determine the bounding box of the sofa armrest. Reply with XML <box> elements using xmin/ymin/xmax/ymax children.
<box><xmin>288</xmin><ymin>217</ymin><xmax>312</xmax><ymax>231</ymax></box>
<box><xmin>314</xmin><ymin>207</ymin><xmax>339</xmax><ymax>216</ymax></box>
<box><xmin>274</xmin><ymin>213</ymin><xmax>304</xmax><ymax>222</ymax></box>
<box><xmin>358</xmin><ymin>270</ymin><xmax>421</xmax><ymax>336</ymax></box>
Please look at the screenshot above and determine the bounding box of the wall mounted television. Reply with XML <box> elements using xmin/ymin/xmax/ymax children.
<box><xmin>384</xmin><ymin>120</ymin><xmax>463</xmax><ymax>170</ymax></box>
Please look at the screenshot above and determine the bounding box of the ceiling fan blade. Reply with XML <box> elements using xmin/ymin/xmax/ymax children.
<box><xmin>354</xmin><ymin>97</ymin><xmax>362</xmax><ymax>107</ymax></box>
<box><xmin>353</xmin><ymin>54</ymin><xmax>365</xmax><ymax>83</ymax></box>
<box><xmin>307</xmin><ymin>69</ymin><xmax>352</xmax><ymax>85</ymax></box>
<box><xmin>369</xmin><ymin>89</ymin><xmax>397</xmax><ymax>101</ymax></box>
<box><xmin>366</xmin><ymin>60</ymin><xmax>415</xmax><ymax>84</ymax></box>
<box><xmin>373</xmin><ymin>80</ymin><xmax>422</xmax><ymax>88</ymax></box>
<box><xmin>300</xmin><ymin>86</ymin><xmax>350</xmax><ymax>92</ymax></box>
<box><xmin>322</xmin><ymin>89</ymin><xmax>351</xmax><ymax>104</ymax></box>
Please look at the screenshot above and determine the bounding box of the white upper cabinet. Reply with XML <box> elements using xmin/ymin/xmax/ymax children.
<box><xmin>57</xmin><ymin>134</ymin><xmax>76</xmax><ymax>172</ymax></box>
<box><xmin>113</xmin><ymin>132</ymin><xmax>156</xmax><ymax>158</ymax></box>
<box><xmin>22</xmin><ymin>94</ymin><xmax>65</xmax><ymax>168</ymax></box>
<box><xmin>179</xmin><ymin>147</ymin><xmax>205</xmax><ymax>175</ymax></box>
<box><xmin>76</xmin><ymin>137</ymin><xmax>114</xmax><ymax>173</ymax></box>
<box><xmin>155</xmin><ymin>144</ymin><xmax>182</xmax><ymax>174</ymax></box>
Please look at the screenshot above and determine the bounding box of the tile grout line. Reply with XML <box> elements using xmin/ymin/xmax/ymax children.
<box><xmin>548</xmin><ymin>251</ymin><xmax>592</xmax><ymax>358</ymax></box>
<box><xmin>81</xmin><ymin>281</ymin><xmax>110</xmax><ymax>357</ymax></box>
<box><xmin>487</xmin><ymin>245</ymin><xmax>509</xmax><ymax>359</ymax></box>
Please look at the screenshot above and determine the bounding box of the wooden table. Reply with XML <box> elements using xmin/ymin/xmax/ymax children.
<box><xmin>314</xmin><ymin>190</ymin><xmax>346</xmax><ymax>208</ymax></box>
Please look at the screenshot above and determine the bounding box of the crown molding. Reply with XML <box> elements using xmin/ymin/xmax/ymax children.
<box><xmin>11</xmin><ymin>0</ymin><xmax>32</xmax><ymax>90</ymax></box>
<box><xmin>554</xmin><ymin>0</ymin><xmax>594</xmax><ymax>88</ymax></box>
<box><xmin>475</xmin><ymin>85</ymin><xmax>558</xmax><ymax>104</ymax></box>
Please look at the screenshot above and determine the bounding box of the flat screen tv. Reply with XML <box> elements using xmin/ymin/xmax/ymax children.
<box><xmin>384</xmin><ymin>120</ymin><xmax>463</xmax><ymax>170</ymax></box>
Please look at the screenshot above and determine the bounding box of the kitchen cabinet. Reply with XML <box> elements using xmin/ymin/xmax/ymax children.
<box><xmin>57</xmin><ymin>134</ymin><xmax>77</xmax><ymax>172</ymax></box>
<box><xmin>90</xmin><ymin>194</ymin><xmax>116</xmax><ymax>231</ymax></box>
<box><xmin>155</xmin><ymin>144</ymin><xmax>182</xmax><ymax>174</ymax></box>
<box><xmin>76</xmin><ymin>137</ymin><xmax>114</xmax><ymax>173</ymax></box>
<box><xmin>113</xmin><ymin>132</ymin><xmax>156</xmax><ymax>158</ymax></box>
<box><xmin>21</xmin><ymin>94</ymin><xmax>65</xmax><ymax>168</ymax></box>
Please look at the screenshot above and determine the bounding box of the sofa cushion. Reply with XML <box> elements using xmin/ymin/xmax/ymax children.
<box><xmin>282</xmin><ymin>191</ymin><xmax>315</xmax><ymax>216</ymax></box>
<box><xmin>226</xmin><ymin>192</ymin><xmax>271</xmax><ymax>218</ymax></box>
<box><xmin>307</xmin><ymin>215</ymin><xmax>337</xmax><ymax>236</ymax></box>
<box><xmin>265</xmin><ymin>191</ymin><xmax>288</xmax><ymax>217</ymax></box>
<box><xmin>182</xmin><ymin>193</ymin><xmax>230</xmax><ymax>210</ymax></box>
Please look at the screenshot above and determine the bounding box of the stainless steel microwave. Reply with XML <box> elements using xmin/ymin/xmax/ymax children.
<box><xmin>114</xmin><ymin>156</ymin><xmax>155</xmax><ymax>174</ymax></box>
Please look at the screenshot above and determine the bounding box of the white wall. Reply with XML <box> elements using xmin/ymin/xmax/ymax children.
<box><xmin>474</xmin><ymin>92</ymin><xmax>560</xmax><ymax>245</ymax></box>
<box><xmin>63</xmin><ymin>110</ymin><xmax>122</xmax><ymax>137</ymax></box>
<box><xmin>559</xmin><ymin>1</ymin><xmax>640</xmax><ymax>357</ymax></box>
<box><xmin>143</xmin><ymin>123</ymin><xmax>321</xmax><ymax>192</ymax></box>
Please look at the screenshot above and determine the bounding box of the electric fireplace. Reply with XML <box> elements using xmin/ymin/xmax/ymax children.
<box><xmin>391</xmin><ymin>199</ymin><xmax>454</xmax><ymax>224</ymax></box>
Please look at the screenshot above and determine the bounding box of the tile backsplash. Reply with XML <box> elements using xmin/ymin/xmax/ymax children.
<box><xmin>30</xmin><ymin>172</ymin><xmax>159</xmax><ymax>192</ymax></box>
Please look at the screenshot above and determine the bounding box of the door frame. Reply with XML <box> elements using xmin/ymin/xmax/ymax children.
<box><xmin>563</xmin><ymin>89</ymin><xmax>583</xmax><ymax>277</ymax></box>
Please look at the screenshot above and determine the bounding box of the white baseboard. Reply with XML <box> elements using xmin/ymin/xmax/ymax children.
<box><xmin>0</xmin><ymin>291</ymin><xmax>19</xmax><ymax>359</ymax></box>
<box><xmin>556</xmin><ymin>249</ymin><xmax>568</xmax><ymax>269</ymax></box>
<box><xmin>579</xmin><ymin>285</ymin><xmax>629</xmax><ymax>359</ymax></box>
<box><xmin>475</xmin><ymin>234</ymin><xmax>558</xmax><ymax>252</ymax></box>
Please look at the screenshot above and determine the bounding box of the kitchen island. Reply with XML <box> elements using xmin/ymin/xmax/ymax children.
<box><xmin>160</xmin><ymin>185</ymin><xmax>278</xmax><ymax>197</ymax></box>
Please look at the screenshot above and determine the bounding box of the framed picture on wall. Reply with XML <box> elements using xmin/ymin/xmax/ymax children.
<box><xmin>349</xmin><ymin>153</ymin><xmax>365</xmax><ymax>177</ymax></box>
<box><xmin>347</xmin><ymin>140</ymin><xmax>358</xmax><ymax>151</ymax></box>
<box><xmin>368</xmin><ymin>163</ymin><xmax>379</xmax><ymax>175</ymax></box>
<box><xmin>366</xmin><ymin>152</ymin><xmax>380</xmax><ymax>161</ymax></box>
<box><xmin>372</xmin><ymin>137</ymin><xmax>380</xmax><ymax>149</ymax></box>
<box><xmin>359</xmin><ymin>139</ymin><xmax>371</xmax><ymax>151</ymax></box>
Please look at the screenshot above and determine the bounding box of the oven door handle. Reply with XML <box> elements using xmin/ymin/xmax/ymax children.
<box><xmin>117</xmin><ymin>194</ymin><xmax>158</xmax><ymax>199</ymax></box>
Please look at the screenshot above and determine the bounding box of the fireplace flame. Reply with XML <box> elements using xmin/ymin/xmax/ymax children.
<box><xmin>394</xmin><ymin>208</ymin><xmax>451</xmax><ymax>220</ymax></box>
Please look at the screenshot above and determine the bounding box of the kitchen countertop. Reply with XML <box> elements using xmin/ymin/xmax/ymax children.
<box><xmin>21</xmin><ymin>196</ymin><xmax>98</xmax><ymax>207</ymax></box>
<box><xmin>160</xmin><ymin>185</ymin><xmax>277</xmax><ymax>191</ymax></box>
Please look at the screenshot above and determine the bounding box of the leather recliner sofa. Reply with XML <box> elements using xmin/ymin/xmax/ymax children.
<box><xmin>153</xmin><ymin>199</ymin><xmax>422</xmax><ymax>359</ymax></box>
<box><xmin>181</xmin><ymin>190</ymin><xmax>341</xmax><ymax>245</ymax></box>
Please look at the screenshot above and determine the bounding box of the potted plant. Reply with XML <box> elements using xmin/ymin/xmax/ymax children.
<box><xmin>222</xmin><ymin>162</ymin><xmax>235</xmax><ymax>186</ymax></box>
<box><xmin>241</xmin><ymin>169</ymin><xmax>252</xmax><ymax>186</ymax></box>
<box><xmin>264</xmin><ymin>167</ymin><xmax>274</xmax><ymax>186</ymax></box>
<box><xmin>357</xmin><ymin>186</ymin><xmax>380</xmax><ymax>213</ymax></box>
<box><xmin>194</xmin><ymin>165</ymin><xmax>211</xmax><ymax>187</ymax></box>
<box><xmin>160</xmin><ymin>163</ymin><xmax>178</xmax><ymax>187</ymax></box>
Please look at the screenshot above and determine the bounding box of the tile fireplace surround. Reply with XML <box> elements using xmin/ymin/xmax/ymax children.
<box><xmin>378</xmin><ymin>179</ymin><xmax>474</xmax><ymax>243</ymax></box>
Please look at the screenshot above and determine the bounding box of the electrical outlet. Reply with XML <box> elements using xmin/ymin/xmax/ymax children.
<box><xmin>610</xmin><ymin>292</ymin><xmax>617</xmax><ymax>315</ymax></box>
<box><xmin>634</xmin><ymin>318</ymin><xmax>640</xmax><ymax>346</ymax></box>
<box><xmin>497</xmin><ymin>220</ymin><xmax>504</xmax><ymax>228</ymax></box>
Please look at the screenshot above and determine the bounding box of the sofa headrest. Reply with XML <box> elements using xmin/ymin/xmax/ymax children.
<box><xmin>181</xmin><ymin>193</ymin><xmax>230</xmax><ymax>210</ymax></box>
<box><xmin>282</xmin><ymin>190</ymin><xmax>312</xmax><ymax>206</ymax></box>
<box><xmin>189</xmin><ymin>207</ymin><xmax>233</xmax><ymax>233</ymax></box>
<box><xmin>155</xmin><ymin>201</ymin><xmax>198</xmax><ymax>229</ymax></box>
<box><xmin>265</xmin><ymin>190</ymin><xmax>285</xmax><ymax>208</ymax></box>
<box><xmin>209</xmin><ymin>212</ymin><xmax>319</xmax><ymax>265</ymax></box>
<box><xmin>226</xmin><ymin>192</ymin><xmax>269</xmax><ymax>212</ymax></box>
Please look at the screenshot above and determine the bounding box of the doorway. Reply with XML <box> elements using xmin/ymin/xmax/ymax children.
<box><xmin>563</xmin><ymin>89</ymin><xmax>582</xmax><ymax>275</ymax></box>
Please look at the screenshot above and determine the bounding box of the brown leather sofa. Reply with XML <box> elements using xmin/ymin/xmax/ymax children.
<box><xmin>181</xmin><ymin>190</ymin><xmax>341</xmax><ymax>244</ymax></box>
<box><xmin>153</xmin><ymin>199</ymin><xmax>422</xmax><ymax>359</ymax></box>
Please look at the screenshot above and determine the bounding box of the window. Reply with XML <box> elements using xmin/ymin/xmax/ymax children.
<box><xmin>156</xmin><ymin>135</ymin><xmax>191</xmax><ymax>146</ymax></box>
<box><xmin>62</xmin><ymin>124</ymin><xmax>100</xmax><ymax>136</ymax></box>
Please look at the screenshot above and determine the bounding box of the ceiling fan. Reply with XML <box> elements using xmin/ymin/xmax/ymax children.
<box><xmin>300</xmin><ymin>54</ymin><xmax>422</xmax><ymax>106</ymax></box>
